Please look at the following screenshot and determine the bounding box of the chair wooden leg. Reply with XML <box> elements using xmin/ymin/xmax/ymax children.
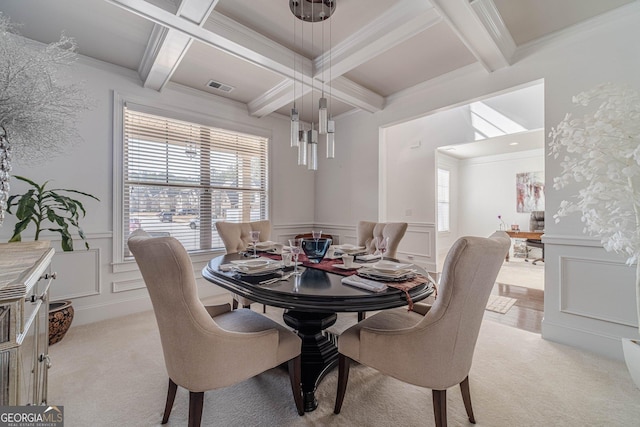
<box><xmin>460</xmin><ymin>376</ymin><xmax>476</xmax><ymax>423</ymax></box>
<box><xmin>232</xmin><ymin>299</ymin><xmax>238</xmax><ymax>310</ymax></box>
<box><xmin>334</xmin><ymin>354</ymin><xmax>351</xmax><ymax>414</ymax></box>
<box><xmin>288</xmin><ymin>355</ymin><xmax>304</xmax><ymax>416</ymax></box>
<box><xmin>432</xmin><ymin>389</ymin><xmax>447</xmax><ymax>427</ymax></box>
<box><xmin>161</xmin><ymin>378</ymin><xmax>177</xmax><ymax>424</ymax></box>
<box><xmin>357</xmin><ymin>312</ymin><xmax>366</xmax><ymax>322</ymax></box>
<box><xmin>263</xmin><ymin>304</ymin><xmax>267</xmax><ymax>313</ymax></box>
<box><xmin>188</xmin><ymin>391</ymin><xmax>204</xmax><ymax>427</ymax></box>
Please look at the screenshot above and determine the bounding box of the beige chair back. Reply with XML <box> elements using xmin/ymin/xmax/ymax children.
<box><xmin>127</xmin><ymin>229</ymin><xmax>282</xmax><ymax>392</ymax></box>
<box><xmin>215</xmin><ymin>220</ymin><xmax>272</xmax><ymax>254</ymax></box>
<box><xmin>356</xmin><ymin>221</ymin><xmax>408</xmax><ymax>258</ymax></box>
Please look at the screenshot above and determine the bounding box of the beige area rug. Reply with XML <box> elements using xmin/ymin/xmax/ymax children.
<box><xmin>497</xmin><ymin>256</ymin><xmax>544</xmax><ymax>290</ymax></box>
<box><xmin>47</xmin><ymin>299</ymin><xmax>640</xmax><ymax>427</ymax></box>
<box><xmin>485</xmin><ymin>294</ymin><xmax>517</xmax><ymax>314</ymax></box>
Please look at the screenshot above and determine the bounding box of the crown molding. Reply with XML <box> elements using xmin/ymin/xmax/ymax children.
<box><xmin>513</xmin><ymin>1</ymin><xmax>640</xmax><ymax>63</ymax></box>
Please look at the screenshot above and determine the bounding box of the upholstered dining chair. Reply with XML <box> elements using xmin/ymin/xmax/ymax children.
<box><xmin>128</xmin><ymin>229</ymin><xmax>304</xmax><ymax>426</ymax></box>
<box><xmin>215</xmin><ymin>220</ymin><xmax>272</xmax><ymax>310</ymax></box>
<box><xmin>334</xmin><ymin>231</ymin><xmax>510</xmax><ymax>427</ymax></box>
<box><xmin>356</xmin><ymin>221</ymin><xmax>408</xmax><ymax>321</ymax></box>
<box><xmin>356</xmin><ymin>220</ymin><xmax>408</xmax><ymax>258</ymax></box>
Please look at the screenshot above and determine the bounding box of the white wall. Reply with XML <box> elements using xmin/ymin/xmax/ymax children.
<box><xmin>314</xmin><ymin>4</ymin><xmax>640</xmax><ymax>359</ymax></box>
<box><xmin>0</xmin><ymin>53</ymin><xmax>316</xmax><ymax>325</ymax></box>
<box><xmin>458</xmin><ymin>149</ymin><xmax>545</xmax><ymax>237</ymax></box>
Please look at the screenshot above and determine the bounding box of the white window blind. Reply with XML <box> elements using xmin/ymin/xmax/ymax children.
<box><xmin>437</xmin><ymin>168</ymin><xmax>450</xmax><ymax>232</ymax></box>
<box><xmin>122</xmin><ymin>106</ymin><xmax>268</xmax><ymax>258</ymax></box>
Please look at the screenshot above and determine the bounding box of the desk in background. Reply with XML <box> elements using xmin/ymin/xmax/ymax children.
<box><xmin>504</xmin><ymin>230</ymin><xmax>543</xmax><ymax>261</ymax></box>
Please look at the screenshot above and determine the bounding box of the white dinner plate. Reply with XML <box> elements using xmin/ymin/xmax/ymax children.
<box><xmin>370</xmin><ymin>260</ymin><xmax>414</xmax><ymax>273</ymax></box>
<box><xmin>333</xmin><ymin>262</ymin><xmax>363</xmax><ymax>270</ymax></box>
<box><xmin>230</xmin><ymin>258</ymin><xmax>274</xmax><ymax>270</ymax></box>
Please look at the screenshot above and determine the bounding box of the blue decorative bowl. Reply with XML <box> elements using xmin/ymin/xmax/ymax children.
<box><xmin>301</xmin><ymin>238</ymin><xmax>333</xmax><ymax>263</ymax></box>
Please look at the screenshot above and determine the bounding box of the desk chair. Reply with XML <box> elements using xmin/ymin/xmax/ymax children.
<box><xmin>525</xmin><ymin>211</ymin><xmax>544</xmax><ymax>265</ymax></box>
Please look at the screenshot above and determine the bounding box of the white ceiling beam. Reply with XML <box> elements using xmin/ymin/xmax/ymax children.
<box><xmin>430</xmin><ymin>0</ymin><xmax>510</xmax><ymax>72</ymax></box>
<box><xmin>106</xmin><ymin>0</ymin><xmax>383</xmax><ymax>116</ymax></box>
<box><xmin>249</xmin><ymin>0</ymin><xmax>436</xmax><ymax>118</ymax></box>
<box><xmin>205</xmin><ymin>11</ymin><xmax>384</xmax><ymax>116</ymax></box>
<box><xmin>469</xmin><ymin>0</ymin><xmax>516</xmax><ymax>64</ymax></box>
<box><xmin>138</xmin><ymin>0</ymin><xmax>218</xmax><ymax>91</ymax></box>
<box><xmin>315</xmin><ymin>0</ymin><xmax>441</xmax><ymax>80</ymax></box>
<box><xmin>248</xmin><ymin>80</ymin><xmax>312</xmax><ymax>119</ymax></box>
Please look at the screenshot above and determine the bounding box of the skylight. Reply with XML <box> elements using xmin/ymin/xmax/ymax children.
<box><xmin>471</xmin><ymin>101</ymin><xmax>527</xmax><ymax>140</ymax></box>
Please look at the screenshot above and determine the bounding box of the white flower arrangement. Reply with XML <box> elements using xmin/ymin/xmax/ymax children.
<box><xmin>0</xmin><ymin>14</ymin><xmax>89</xmax><ymax>224</ymax></box>
<box><xmin>550</xmin><ymin>82</ymin><xmax>640</xmax><ymax>329</ymax></box>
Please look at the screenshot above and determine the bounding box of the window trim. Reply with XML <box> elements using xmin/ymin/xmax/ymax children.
<box><xmin>112</xmin><ymin>92</ymin><xmax>272</xmax><ymax>268</ymax></box>
<box><xmin>437</xmin><ymin>167</ymin><xmax>450</xmax><ymax>233</ymax></box>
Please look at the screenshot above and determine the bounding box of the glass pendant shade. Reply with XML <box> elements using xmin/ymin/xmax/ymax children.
<box><xmin>318</xmin><ymin>97</ymin><xmax>328</xmax><ymax>134</ymax></box>
<box><xmin>290</xmin><ymin>108</ymin><xmax>299</xmax><ymax>147</ymax></box>
<box><xmin>326</xmin><ymin>119</ymin><xmax>335</xmax><ymax>159</ymax></box>
<box><xmin>308</xmin><ymin>140</ymin><xmax>318</xmax><ymax>171</ymax></box>
<box><xmin>298</xmin><ymin>130</ymin><xmax>308</xmax><ymax>166</ymax></box>
<box><xmin>307</xmin><ymin>128</ymin><xmax>318</xmax><ymax>171</ymax></box>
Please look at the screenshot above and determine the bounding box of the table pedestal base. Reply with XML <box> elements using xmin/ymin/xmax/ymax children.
<box><xmin>283</xmin><ymin>310</ymin><xmax>338</xmax><ymax>412</ymax></box>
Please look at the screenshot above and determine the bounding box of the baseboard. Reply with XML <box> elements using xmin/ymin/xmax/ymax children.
<box><xmin>541</xmin><ymin>318</ymin><xmax>628</xmax><ymax>361</ymax></box>
<box><xmin>70</xmin><ymin>282</ymin><xmax>227</xmax><ymax>326</ymax></box>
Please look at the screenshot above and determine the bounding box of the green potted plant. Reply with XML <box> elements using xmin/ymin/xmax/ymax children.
<box><xmin>6</xmin><ymin>175</ymin><xmax>99</xmax><ymax>344</ymax></box>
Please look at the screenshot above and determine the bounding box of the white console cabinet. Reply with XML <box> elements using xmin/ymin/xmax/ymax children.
<box><xmin>0</xmin><ymin>241</ymin><xmax>55</xmax><ymax>405</ymax></box>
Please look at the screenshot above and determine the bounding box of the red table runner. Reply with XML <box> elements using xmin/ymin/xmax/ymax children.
<box><xmin>259</xmin><ymin>251</ymin><xmax>435</xmax><ymax>310</ymax></box>
<box><xmin>260</xmin><ymin>252</ymin><xmax>358</xmax><ymax>276</ymax></box>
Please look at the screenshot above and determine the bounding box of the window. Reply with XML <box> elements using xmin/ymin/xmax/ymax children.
<box><xmin>437</xmin><ymin>168</ymin><xmax>450</xmax><ymax>232</ymax></box>
<box><xmin>121</xmin><ymin>105</ymin><xmax>268</xmax><ymax>258</ymax></box>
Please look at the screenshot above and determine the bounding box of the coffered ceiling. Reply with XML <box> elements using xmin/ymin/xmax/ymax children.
<box><xmin>0</xmin><ymin>0</ymin><xmax>635</xmax><ymax>124</ymax></box>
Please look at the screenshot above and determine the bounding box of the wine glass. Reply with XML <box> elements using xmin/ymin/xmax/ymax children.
<box><xmin>288</xmin><ymin>238</ymin><xmax>304</xmax><ymax>275</ymax></box>
<box><xmin>249</xmin><ymin>230</ymin><xmax>260</xmax><ymax>258</ymax></box>
<box><xmin>375</xmin><ymin>236</ymin><xmax>389</xmax><ymax>260</ymax></box>
<box><xmin>312</xmin><ymin>230</ymin><xmax>322</xmax><ymax>252</ymax></box>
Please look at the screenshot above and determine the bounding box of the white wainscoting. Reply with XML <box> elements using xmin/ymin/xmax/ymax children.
<box><xmin>51</xmin><ymin>248</ymin><xmax>101</xmax><ymax>300</ymax></box>
<box><xmin>542</xmin><ymin>236</ymin><xmax>640</xmax><ymax>360</ymax></box>
<box><xmin>396</xmin><ymin>222</ymin><xmax>436</xmax><ymax>272</ymax></box>
<box><xmin>559</xmin><ymin>256</ymin><xmax>636</xmax><ymax>327</ymax></box>
<box><xmin>313</xmin><ymin>222</ymin><xmax>436</xmax><ymax>271</ymax></box>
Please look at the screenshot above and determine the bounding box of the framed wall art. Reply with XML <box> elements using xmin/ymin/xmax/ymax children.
<box><xmin>516</xmin><ymin>171</ymin><xmax>544</xmax><ymax>213</ymax></box>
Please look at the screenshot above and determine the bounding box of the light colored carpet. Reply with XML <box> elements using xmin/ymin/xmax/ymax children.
<box><xmin>48</xmin><ymin>299</ymin><xmax>640</xmax><ymax>427</ymax></box>
<box><xmin>485</xmin><ymin>295</ymin><xmax>517</xmax><ymax>314</ymax></box>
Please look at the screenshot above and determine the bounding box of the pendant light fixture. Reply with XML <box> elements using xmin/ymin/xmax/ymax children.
<box><xmin>290</xmin><ymin>9</ymin><xmax>299</xmax><ymax>147</ymax></box>
<box><xmin>289</xmin><ymin>0</ymin><xmax>336</xmax><ymax>170</ymax></box>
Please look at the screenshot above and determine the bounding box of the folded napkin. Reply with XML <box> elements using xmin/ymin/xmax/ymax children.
<box><xmin>218</xmin><ymin>263</ymin><xmax>235</xmax><ymax>272</ymax></box>
<box><xmin>356</xmin><ymin>254</ymin><xmax>380</xmax><ymax>262</ymax></box>
<box><xmin>341</xmin><ymin>276</ymin><xmax>387</xmax><ymax>293</ymax></box>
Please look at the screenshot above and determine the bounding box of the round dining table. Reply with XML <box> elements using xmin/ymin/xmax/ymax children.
<box><xmin>202</xmin><ymin>253</ymin><xmax>434</xmax><ymax>412</ymax></box>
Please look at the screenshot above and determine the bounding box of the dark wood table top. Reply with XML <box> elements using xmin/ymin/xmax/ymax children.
<box><xmin>202</xmin><ymin>253</ymin><xmax>434</xmax><ymax>313</ymax></box>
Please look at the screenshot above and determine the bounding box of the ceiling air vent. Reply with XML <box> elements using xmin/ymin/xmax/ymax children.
<box><xmin>206</xmin><ymin>80</ymin><xmax>234</xmax><ymax>93</ymax></box>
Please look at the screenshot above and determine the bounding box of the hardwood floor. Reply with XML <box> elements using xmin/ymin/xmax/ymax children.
<box><xmin>484</xmin><ymin>282</ymin><xmax>544</xmax><ymax>334</ymax></box>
